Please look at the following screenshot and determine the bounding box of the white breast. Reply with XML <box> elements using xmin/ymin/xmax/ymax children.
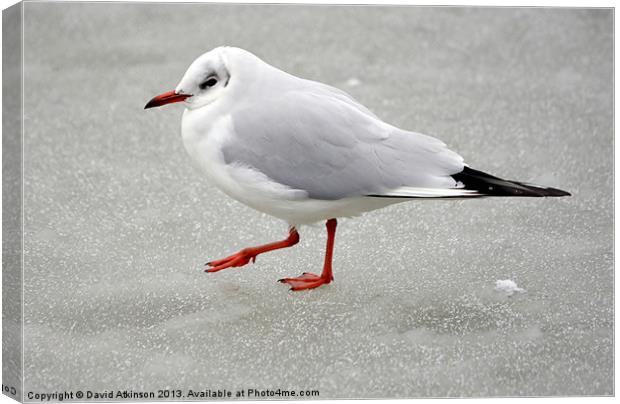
<box><xmin>181</xmin><ymin>112</ymin><xmax>238</xmax><ymax>195</ymax></box>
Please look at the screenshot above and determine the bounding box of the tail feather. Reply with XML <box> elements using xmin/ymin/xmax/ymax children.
<box><xmin>451</xmin><ymin>167</ymin><xmax>570</xmax><ymax>197</ymax></box>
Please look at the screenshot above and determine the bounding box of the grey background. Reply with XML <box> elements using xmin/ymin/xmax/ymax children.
<box><xmin>19</xmin><ymin>3</ymin><xmax>612</xmax><ymax>398</ymax></box>
<box><xmin>3</xmin><ymin>3</ymin><xmax>23</xmax><ymax>401</ymax></box>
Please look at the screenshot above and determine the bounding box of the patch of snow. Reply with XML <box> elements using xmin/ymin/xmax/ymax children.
<box><xmin>495</xmin><ymin>279</ymin><xmax>526</xmax><ymax>296</ymax></box>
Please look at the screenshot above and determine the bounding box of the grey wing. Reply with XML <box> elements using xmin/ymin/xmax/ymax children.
<box><xmin>222</xmin><ymin>90</ymin><xmax>466</xmax><ymax>200</ymax></box>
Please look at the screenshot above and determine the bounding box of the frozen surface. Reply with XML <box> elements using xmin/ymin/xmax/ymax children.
<box><xmin>20</xmin><ymin>4</ymin><xmax>612</xmax><ymax>398</ymax></box>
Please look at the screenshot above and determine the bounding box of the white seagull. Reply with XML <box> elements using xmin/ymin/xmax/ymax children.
<box><xmin>145</xmin><ymin>46</ymin><xmax>570</xmax><ymax>291</ymax></box>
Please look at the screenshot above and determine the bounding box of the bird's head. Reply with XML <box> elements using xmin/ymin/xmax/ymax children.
<box><xmin>145</xmin><ymin>46</ymin><xmax>242</xmax><ymax>110</ymax></box>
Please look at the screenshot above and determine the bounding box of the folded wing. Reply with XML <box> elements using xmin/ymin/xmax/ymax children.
<box><xmin>222</xmin><ymin>88</ymin><xmax>466</xmax><ymax>200</ymax></box>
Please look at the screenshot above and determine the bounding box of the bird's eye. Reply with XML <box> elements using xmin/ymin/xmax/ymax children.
<box><xmin>199</xmin><ymin>77</ymin><xmax>218</xmax><ymax>90</ymax></box>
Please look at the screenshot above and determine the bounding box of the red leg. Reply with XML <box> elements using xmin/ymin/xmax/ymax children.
<box><xmin>279</xmin><ymin>218</ymin><xmax>337</xmax><ymax>291</ymax></box>
<box><xmin>205</xmin><ymin>227</ymin><xmax>299</xmax><ymax>272</ymax></box>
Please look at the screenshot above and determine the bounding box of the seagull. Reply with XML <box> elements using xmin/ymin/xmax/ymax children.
<box><xmin>145</xmin><ymin>46</ymin><xmax>570</xmax><ymax>291</ymax></box>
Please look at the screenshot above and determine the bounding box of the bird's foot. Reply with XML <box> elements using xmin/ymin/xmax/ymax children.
<box><xmin>204</xmin><ymin>229</ymin><xmax>300</xmax><ymax>273</ymax></box>
<box><xmin>204</xmin><ymin>249</ymin><xmax>257</xmax><ymax>272</ymax></box>
<box><xmin>278</xmin><ymin>272</ymin><xmax>333</xmax><ymax>291</ymax></box>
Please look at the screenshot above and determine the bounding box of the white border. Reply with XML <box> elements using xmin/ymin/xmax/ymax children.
<box><xmin>0</xmin><ymin>2</ymin><xmax>615</xmax><ymax>404</ymax></box>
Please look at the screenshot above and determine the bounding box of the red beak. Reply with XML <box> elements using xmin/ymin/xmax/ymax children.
<box><xmin>144</xmin><ymin>90</ymin><xmax>192</xmax><ymax>109</ymax></box>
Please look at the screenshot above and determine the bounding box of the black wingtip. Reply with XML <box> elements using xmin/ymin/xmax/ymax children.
<box><xmin>452</xmin><ymin>167</ymin><xmax>571</xmax><ymax>198</ymax></box>
<box><xmin>536</xmin><ymin>186</ymin><xmax>571</xmax><ymax>197</ymax></box>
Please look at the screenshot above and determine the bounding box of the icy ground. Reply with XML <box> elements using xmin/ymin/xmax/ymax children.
<box><xmin>19</xmin><ymin>4</ymin><xmax>611</xmax><ymax>398</ymax></box>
